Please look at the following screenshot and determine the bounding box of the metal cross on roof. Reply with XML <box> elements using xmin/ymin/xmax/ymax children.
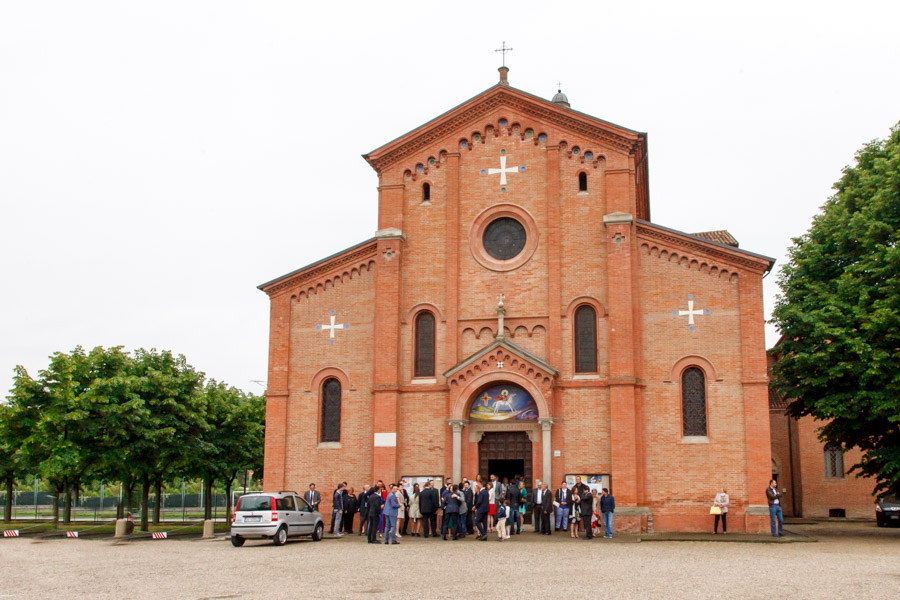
<box><xmin>495</xmin><ymin>41</ymin><xmax>513</xmax><ymax>66</ymax></box>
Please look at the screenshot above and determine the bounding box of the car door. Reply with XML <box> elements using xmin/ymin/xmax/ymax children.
<box><xmin>276</xmin><ymin>496</ymin><xmax>299</xmax><ymax>536</ymax></box>
<box><xmin>295</xmin><ymin>496</ymin><xmax>315</xmax><ymax>534</ymax></box>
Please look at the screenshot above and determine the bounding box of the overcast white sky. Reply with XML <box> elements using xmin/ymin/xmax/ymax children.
<box><xmin>1</xmin><ymin>1</ymin><xmax>898</xmax><ymax>396</ymax></box>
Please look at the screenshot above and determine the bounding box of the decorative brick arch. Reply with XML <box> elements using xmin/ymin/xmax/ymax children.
<box><xmin>308</xmin><ymin>366</ymin><xmax>354</xmax><ymax>392</ymax></box>
<box><xmin>665</xmin><ymin>355</ymin><xmax>722</xmax><ymax>383</ymax></box>
<box><xmin>450</xmin><ymin>370</ymin><xmax>551</xmax><ymax>421</ymax></box>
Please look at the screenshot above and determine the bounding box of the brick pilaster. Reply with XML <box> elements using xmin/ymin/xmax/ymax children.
<box><xmin>444</xmin><ymin>153</ymin><xmax>460</xmax><ymax>364</ymax></box>
<box><xmin>372</xmin><ymin>218</ymin><xmax>404</xmax><ymax>483</ymax></box>
<box><xmin>739</xmin><ymin>272</ymin><xmax>772</xmax><ymax>505</ymax></box>
<box><xmin>605</xmin><ymin>211</ymin><xmax>639</xmax><ymax>505</ymax></box>
<box><xmin>262</xmin><ymin>292</ymin><xmax>291</xmax><ymax>491</ymax></box>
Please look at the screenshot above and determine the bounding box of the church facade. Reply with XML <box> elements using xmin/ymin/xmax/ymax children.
<box><xmin>259</xmin><ymin>67</ymin><xmax>776</xmax><ymax>533</ymax></box>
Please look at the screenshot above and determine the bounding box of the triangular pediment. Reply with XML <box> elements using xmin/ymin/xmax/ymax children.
<box><xmin>363</xmin><ymin>83</ymin><xmax>646</xmax><ymax>175</ymax></box>
<box><xmin>443</xmin><ymin>337</ymin><xmax>559</xmax><ymax>379</ymax></box>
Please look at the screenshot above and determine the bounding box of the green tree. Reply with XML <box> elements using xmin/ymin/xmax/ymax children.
<box><xmin>126</xmin><ymin>349</ymin><xmax>206</xmax><ymax>531</ymax></box>
<box><xmin>771</xmin><ymin>123</ymin><xmax>900</xmax><ymax>499</ymax></box>
<box><xmin>7</xmin><ymin>346</ymin><xmax>136</xmax><ymax>524</ymax></box>
<box><xmin>190</xmin><ymin>382</ymin><xmax>265</xmax><ymax>522</ymax></box>
<box><xmin>0</xmin><ymin>403</ymin><xmax>27</xmax><ymax>522</ymax></box>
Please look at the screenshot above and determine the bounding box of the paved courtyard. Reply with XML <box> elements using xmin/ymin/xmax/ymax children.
<box><xmin>0</xmin><ymin>522</ymin><xmax>897</xmax><ymax>599</ymax></box>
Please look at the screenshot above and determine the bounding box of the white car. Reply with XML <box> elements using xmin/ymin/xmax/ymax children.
<box><xmin>230</xmin><ymin>491</ymin><xmax>325</xmax><ymax>546</ymax></box>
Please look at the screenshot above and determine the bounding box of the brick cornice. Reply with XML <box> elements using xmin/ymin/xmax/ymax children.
<box><xmin>259</xmin><ymin>240</ymin><xmax>378</xmax><ymax>297</ymax></box>
<box><xmin>363</xmin><ymin>86</ymin><xmax>644</xmax><ymax>174</ymax></box>
<box><xmin>636</xmin><ymin>221</ymin><xmax>775</xmax><ymax>275</ymax></box>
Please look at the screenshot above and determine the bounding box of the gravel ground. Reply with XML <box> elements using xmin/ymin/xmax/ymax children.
<box><xmin>1</xmin><ymin>522</ymin><xmax>898</xmax><ymax>599</ymax></box>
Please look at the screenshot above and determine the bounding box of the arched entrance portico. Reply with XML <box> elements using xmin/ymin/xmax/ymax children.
<box><xmin>447</xmin><ymin>371</ymin><xmax>554</xmax><ymax>486</ymax></box>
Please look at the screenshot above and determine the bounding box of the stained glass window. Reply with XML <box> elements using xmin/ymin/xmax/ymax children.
<box><xmin>681</xmin><ymin>367</ymin><xmax>707</xmax><ymax>436</ymax></box>
<box><xmin>824</xmin><ymin>443</ymin><xmax>844</xmax><ymax>478</ymax></box>
<box><xmin>483</xmin><ymin>217</ymin><xmax>526</xmax><ymax>260</ymax></box>
<box><xmin>321</xmin><ymin>378</ymin><xmax>341</xmax><ymax>442</ymax></box>
<box><xmin>414</xmin><ymin>311</ymin><xmax>435</xmax><ymax>377</ymax></box>
<box><xmin>574</xmin><ymin>305</ymin><xmax>597</xmax><ymax>373</ymax></box>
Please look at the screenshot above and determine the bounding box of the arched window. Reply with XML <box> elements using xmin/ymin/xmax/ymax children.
<box><xmin>824</xmin><ymin>443</ymin><xmax>844</xmax><ymax>478</ymax></box>
<box><xmin>578</xmin><ymin>172</ymin><xmax>588</xmax><ymax>192</ymax></box>
<box><xmin>414</xmin><ymin>311</ymin><xmax>436</xmax><ymax>377</ymax></box>
<box><xmin>681</xmin><ymin>367</ymin><xmax>707</xmax><ymax>436</ymax></box>
<box><xmin>320</xmin><ymin>378</ymin><xmax>341</xmax><ymax>442</ymax></box>
<box><xmin>574</xmin><ymin>305</ymin><xmax>597</xmax><ymax>373</ymax></box>
<box><xmin>422</xmin><ymin>182</ymin><xmax>431</xmax><ymax>202</ymax></box>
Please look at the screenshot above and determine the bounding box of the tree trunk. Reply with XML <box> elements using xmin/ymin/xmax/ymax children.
<box><xmin>126</xmin><ymin>479</ymin><xmax>136</xmax><ymax>516</ymax></box>
<box><xmin>63</xmin><ymin>479</ymin><xmax>72</xmax><ymax>524</ymax></box>
<box><xmin>225</xmin><ymin>477</ymin><xmax>234</xmax><ymax>525</ymax></box>
<box><xmin>153</xmin><ymin>479</ymin><xmax>162</xmax><ymax>524</ymax></box>
<box><xmin>204</xmin><ymin>478</ymin><xmax>214</xmax><ymax>520</ymax></box>
<box><xmin>51</xmin><ymin>485</ymin><xmax>61</xmax><ymax>528</ymax></box>
<box><xmin>3</xmin><ymin>477</ymin><xmax>13</xmax><ymax>523</ymax></box>
<box><xmin>139</xmin><ymin>474</ymin><xmax>150</xmax><ymax>531</ymax></box>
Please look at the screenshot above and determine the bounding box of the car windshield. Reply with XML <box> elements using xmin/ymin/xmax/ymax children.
<box><xmin>237</xmin><ymin>496</ymin><xmax>273</xmax><ymax>512</ymax></box>
<box><xmin>882</xmin><ymin>496</ymin><xmax>899</xmax><ymax>504</ymax></box>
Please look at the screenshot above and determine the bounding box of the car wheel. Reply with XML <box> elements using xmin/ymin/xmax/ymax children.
<box><xmin>273</xmin><ymin>526</ymin><xmax>288</xmax><ymax>546</ymax></box>
<box><xmin>231</xmin><ymin>535</ymin><xmax>245</xmax><ymax>547</ymax></box>
<box><xmin>312</xmin><ymin>522</ymin><xmax>324</xmax><ymax>542</ymax></box>
<box><xmin>877</xmin><ymin>519</ymin><xmax>885</xmax><ymax>527</ymax></box>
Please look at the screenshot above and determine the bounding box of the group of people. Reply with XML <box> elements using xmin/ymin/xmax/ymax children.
<box><xmin>304</xmin><ymin>475</ymin><xmax>616</xmax><ymax>545</ymax></box>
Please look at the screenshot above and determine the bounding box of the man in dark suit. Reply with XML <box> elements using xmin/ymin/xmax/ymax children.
<box><xmin>540</xmin><ymin>483</ymin><xmax>553</xmax><ymax>534</ymax></box>
<box><xmin>572</xmin><ymin>476</ymin><xmax>593</xmax><ymax>539</ymax></box>
<box><xmin>357</xmin><ymin>485</ymin><xmax>369</xmax><ymax>536</ymax></box>
<box><xmin>366</xmin><ymin>485</ymin><xmax>383</xmax><ymax>544</ymax></box>
<box><xmin>508</xmin><ymin>479</ymin><xmax>521</xmax><ymax>534</ymax></box>
<box><xmin>462</xmin><ymin>481</ymin><xmax>475</xmax><ymax>536</ymax></box>
<box><xmin>440</xmin><ymin>482</ymin><xmax>453</xmax><ymax>538</ymax></box>
<box><xmin>532</xmin><ymin>479</ymin><xmax>544</xmax><ymax>534</ymax></box>
<box><xmin>419</xmin><ymin>480</ymin><xmax>438</xmax><ymax>538</ymax></box>
<box><xmin>474</xmin><ymin>483</ymin><xmax>490</xmax><ymax>540</ymax></box>
<box><xmin>305</xmin><ymin>483</ymin><xmax>321</xmax><ymax>512</ymax></box>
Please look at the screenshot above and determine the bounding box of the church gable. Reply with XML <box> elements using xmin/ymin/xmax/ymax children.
<box><xmin>363</xmin><ymin>82</ymin><xmax>649</xmax><ymax>220</ymax></box>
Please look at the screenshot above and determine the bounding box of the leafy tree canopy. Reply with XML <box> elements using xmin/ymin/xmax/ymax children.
<box><xmin>772</xmin><ymin>123</ymin><xmax>900</xmax><ymax>498</ymax></box>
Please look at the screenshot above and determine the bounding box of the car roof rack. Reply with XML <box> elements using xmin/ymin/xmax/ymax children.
<box><xmin>278</xmin><ymin>490</ymin><xmax>299</xmax><ymax>494</ymax></box>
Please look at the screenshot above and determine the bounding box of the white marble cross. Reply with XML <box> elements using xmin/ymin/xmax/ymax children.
<box><xmin>673</xmin><ymin>295</ymin><xmax>710</xmax><ymax>331</ymax></box>
<box><xmin>487</xmin><ymin>156</ymin><xmax>519</xmax><ymax>185</ymax></box>
<box><xmin>316</xmin><ymin>310</ymin><xmax>349</xmax><ymax>344</ymax></box>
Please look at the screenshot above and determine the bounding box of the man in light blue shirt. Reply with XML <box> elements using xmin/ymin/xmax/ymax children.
<box><xmin>383</xmin><ymin>484</ymin><xmax>401</xmax><ymax>544</ymax></box>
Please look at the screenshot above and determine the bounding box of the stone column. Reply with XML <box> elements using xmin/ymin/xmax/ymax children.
<box><xmin>448</xmin><ymin>420</ymin><xmax>467</xmax><ymax>483</ymax></box>
<box><xmin>538</xmin><ymin>418</ymin><xmax>554</xmax><ymax>485</ymax></box>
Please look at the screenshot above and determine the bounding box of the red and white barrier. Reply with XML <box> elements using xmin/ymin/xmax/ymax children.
<box><xmin>3</xmin><ymin>530</ymin><xmax>20</xmax><ymax>537</ymax></box>
<box><xmin>151</xmin><ymin>532</ymin><xmax>168</xmax><ymax>539</ymax></box>
<box><xmin>66</xmin><ymin>531</ymin><xmax>79</xmax><ymax>538</ymax></box>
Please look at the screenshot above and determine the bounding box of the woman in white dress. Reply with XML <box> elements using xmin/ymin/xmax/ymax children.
<box><xmin>395</xmin><ymin>487</ymin><xmax>406</xmax><ymax>538</ymax></box>
<box><xmin>487</xmin><ymin>482</ymin><xmax>496</xmax><ymax>533</ymax></box>
<box><xmin>713</xmin><ymin>488</ymin><xmax>729</xmax><ymax>534</ymax></box>
<box><xmin>408</xmin><ymin>483</ymin><xmax>422</xmax><ymax>536</ymax></box>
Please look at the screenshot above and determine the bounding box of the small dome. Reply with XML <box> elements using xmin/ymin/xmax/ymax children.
<box><xmin>552</xmin><ymin>89</ymin><xmax>570</xmax><ymax>107</ymax></box>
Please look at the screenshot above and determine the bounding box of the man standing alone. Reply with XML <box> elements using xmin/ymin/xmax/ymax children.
<box><xmin>305</xmin><ymin>483</ymin><xmax>320</xmax><ymax>512</ymax></box>
<box><xmin>766</xmin><ymin>480</ymin><xmax>784</xmax><ymax>537</ymax></box>
<box><xmin>600</xmin><ymin>488</ymin><xmax>615</xmax><ymax>539</ymax></box>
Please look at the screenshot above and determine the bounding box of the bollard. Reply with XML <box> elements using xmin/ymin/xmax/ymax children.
<box><xmin>202</xmin><ymin>519</ymin><xmax>215</xmax><ymax>539</ymax></box>
<box><xmin>115</xmin><ymin>518</ymin><xmax>130</xmax><ymax>538</ymax></box>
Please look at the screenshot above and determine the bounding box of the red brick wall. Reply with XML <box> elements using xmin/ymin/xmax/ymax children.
<box><xmin>794</xmin><ymin>416</ymin><xmax>876</xmax><ymax>519</ymax></box>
